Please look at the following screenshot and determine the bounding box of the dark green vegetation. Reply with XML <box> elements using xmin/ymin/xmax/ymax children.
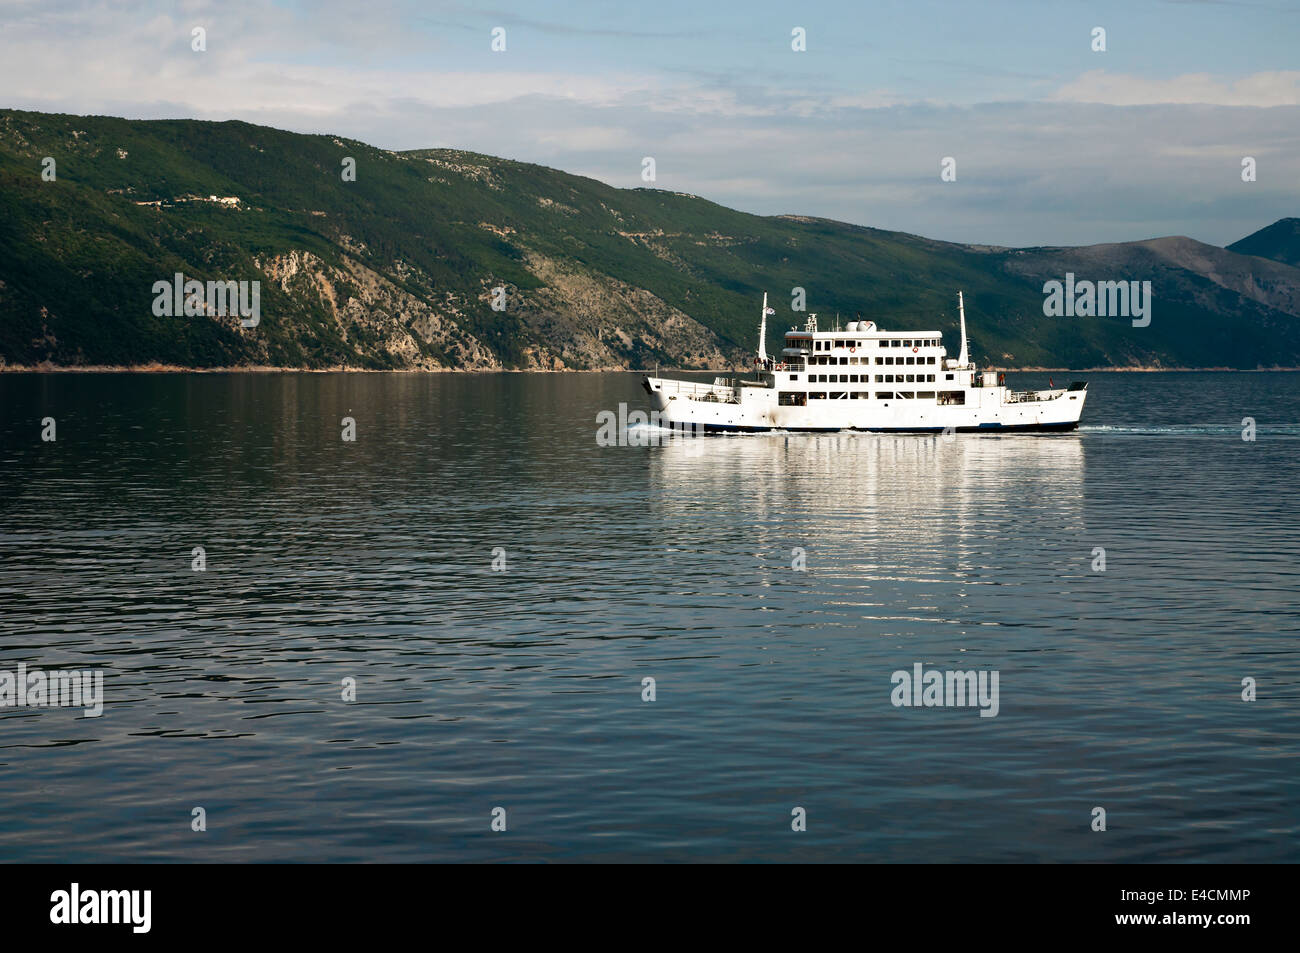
<box><xmin>2</xmin><ymin>108</ymin><xmax>1298</xmax><ymax>370</ymax></box>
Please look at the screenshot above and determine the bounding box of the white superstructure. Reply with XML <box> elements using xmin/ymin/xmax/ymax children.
<box><xmin>642</xmin><ymin>292</ymin><xmax>1088</xmax><ymax>433</ymax></box>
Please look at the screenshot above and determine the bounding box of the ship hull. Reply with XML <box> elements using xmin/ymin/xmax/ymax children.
<box><xmin>657</xmin><ymin>419</ymin><xmax>1081</xmax><ymax>434</ymax></box>
<box><xmin>643</xmin><ymin>375</ymin><xmax>1087</xmax><ymax>434</ymax></box>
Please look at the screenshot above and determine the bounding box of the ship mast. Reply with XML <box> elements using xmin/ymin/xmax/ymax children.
<box><xmin>758</xmin><ymin>292</ymin><xmax>769</xmax><ymax>363</ymax></box>
<box><xmin>957</xmin><ymin>290</ymin><xmax>970</xmax><ymax>368</ymax></box>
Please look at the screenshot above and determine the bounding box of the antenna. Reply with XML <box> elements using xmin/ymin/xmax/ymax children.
<box><xmin>957</xmin><ymin>291</ymin><xmax>969</xmax><ymax>368</ymax></box>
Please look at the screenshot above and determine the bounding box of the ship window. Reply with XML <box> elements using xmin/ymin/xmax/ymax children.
<box><xmin>808</xmin><ymin>392</ymin><xmax>827</xmax><ymax>400</ymax></box>
<box><xmin>938</xmin><ymin>391</ymin><xmax>965</xmax><ymax>405</ymax></box>
<box><xmin>918</xmin><ymin>391</ymin><xmax>936</xmax><ymax>399</ymax></box>
<box><xmin>945</xmin><ymin>373</ymin><xmax>954</xmax><ymax>380</ymax></box>
<box><xmin>906</xmin><ymin>356</ymin><xmax>915</xmax><ymax>365</ymax></box>
<box><xmin>906</xmin><ymin>374</ymin><xmax>915</xmax><ymax>382</ymax></box>
<box><xmin>903</xmin><ymin>339</ymin><xmax>912</xmax><ymax>347</ymax></box>
<box><xmin>899</xmin><ymin>391</ymin><xmax>915</xmax><ymax>399</ymax></box>
<box><xmin>830</xmin><ymin>391</ymin><xmax>844</xmax><ymax>400</ymax></box>
<box><xmin>876</xmin><ymin>393</ymin><xmax>892</xmax><ymax>400</ymax></box>
<box><xmin>778</xmin><ymin>392</ymin><xmax>807</xmax><ymax>406</ymax></box>
<box><xmin>790</xmin><ymin>374</ymin><xmax>798</xmax><ymax>381</ymax></box>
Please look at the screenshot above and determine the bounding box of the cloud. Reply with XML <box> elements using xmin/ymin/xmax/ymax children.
<box><xmin>2</xmin><ymin>2</ymin><xmax>1296</xmax><ymax>248</ymax></box>
<box><xmin>1053</xmin><ymin>70</ymin><xmax>1300</xmax><ymax>107</ymax></box>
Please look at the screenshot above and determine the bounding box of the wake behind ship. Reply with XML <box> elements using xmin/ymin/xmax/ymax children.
<box><xmin>643</xmin><ymin>292</ymin><xmax>1087</xmax><ymax>433</ymax></box>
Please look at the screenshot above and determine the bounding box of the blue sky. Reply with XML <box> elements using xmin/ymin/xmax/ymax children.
<box><xmin>3</xmin><ymin>0</ymin><xmax>1298</xmax><ymax>246</ymax></box>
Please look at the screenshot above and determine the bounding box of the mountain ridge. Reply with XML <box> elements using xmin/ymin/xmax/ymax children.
<box><xmin>2</xmin><ymin>109</ymin><xmax>1298</xmax><ymax>371</ymax></box>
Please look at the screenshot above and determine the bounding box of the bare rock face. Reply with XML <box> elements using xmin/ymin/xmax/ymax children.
<box><xmin>515</xmin><ymin>251</ymin><xmax>736</xmax><ymax>370</ymax></box>
<box><xmin>246</xmin><ymin>246</ymin><xmax>738</xmax><ymax>371</ymax></box>
<box><xmin>256</xmin><ymin>250</ymin><xmax>500</xmax><ymax>369</ymax></box>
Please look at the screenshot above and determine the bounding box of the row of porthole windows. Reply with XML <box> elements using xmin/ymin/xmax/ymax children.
<box><xmin>808</xmin><ymin>355</ymin><xmax>938</xmax><ymax>366</ymax></box>
<box><xmin>810</xmin><ymin>338</ymin><xmax>941</xmax><ymax>351</ymax></box>
<box><xmin>799</xmin><ymin>373</ymin><xmax>938</xmax><ymax>384</ymax></box>
<box><xmin>796</xmin><ymin>391</ymin><xmax>940</xmax><ymax>401</ymax></box>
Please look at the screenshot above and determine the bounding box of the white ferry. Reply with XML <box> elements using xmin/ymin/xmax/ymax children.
<box><xmin>642</xmin><ymin>292</ymin><xmax>1087</xmax><ymax>433</ymax></box>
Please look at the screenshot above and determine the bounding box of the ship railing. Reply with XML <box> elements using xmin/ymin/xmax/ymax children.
<box><xmin>654</xmin><ymin>377</ymin><xmax>741</xmax><ymax>404</ymax></box>
<box><xmin>1004</xmin><ymin>390</ymin><xmax>1061</xmax><ymax>403</ymax></box>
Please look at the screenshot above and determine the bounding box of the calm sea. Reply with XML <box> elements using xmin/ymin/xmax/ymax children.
<box><xmin>0</xmin><ymin>371</ymin><xmax>1296</xmax><ymax>862</ymax></box>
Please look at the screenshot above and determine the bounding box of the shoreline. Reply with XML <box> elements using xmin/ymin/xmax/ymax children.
<box><xmin>2</xmin><ymin>363</ymin><xmax>1299</xmax><ymax>374</ymax></box>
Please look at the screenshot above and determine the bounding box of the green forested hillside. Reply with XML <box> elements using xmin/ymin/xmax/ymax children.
<box><xmin>2</xmin><ymin>109</ymin><xmax>1299</xmax><ymax>370</ymax></box>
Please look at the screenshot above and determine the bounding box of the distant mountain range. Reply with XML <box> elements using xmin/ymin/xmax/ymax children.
<box><xmin>2</xmin><ymin>109</ymin><xmax>1298</xmax><ymax>371</ymax></box>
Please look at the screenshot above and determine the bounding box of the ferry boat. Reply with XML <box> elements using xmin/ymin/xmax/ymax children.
<box><xmin>642</xmin><ymin>292</ymin><xmax>1087</xmax><ymax>433</ymax></box>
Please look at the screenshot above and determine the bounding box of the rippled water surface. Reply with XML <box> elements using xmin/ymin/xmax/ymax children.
<box><xmin>1</xmin><ymin>371</ymin><xmax>1297</xmax><ymax>862</ymax></box>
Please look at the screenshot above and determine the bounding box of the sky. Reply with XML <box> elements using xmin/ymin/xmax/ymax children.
<box><xmin>2</xmin><ymin>0</ymin><xmax>1298</xmax><ymax>247</ymax></box>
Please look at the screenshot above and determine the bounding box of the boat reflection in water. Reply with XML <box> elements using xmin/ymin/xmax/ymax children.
<box><xmin>642</xmin><ymin>430</ymin><xmax>1087</xmax><ymax>641</ymax></box>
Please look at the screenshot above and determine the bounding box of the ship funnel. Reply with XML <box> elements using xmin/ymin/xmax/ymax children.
<box><xmin>957</xmin><ymin>290</ymin><xmax>969</xmax><ymax>368</ymax></box>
